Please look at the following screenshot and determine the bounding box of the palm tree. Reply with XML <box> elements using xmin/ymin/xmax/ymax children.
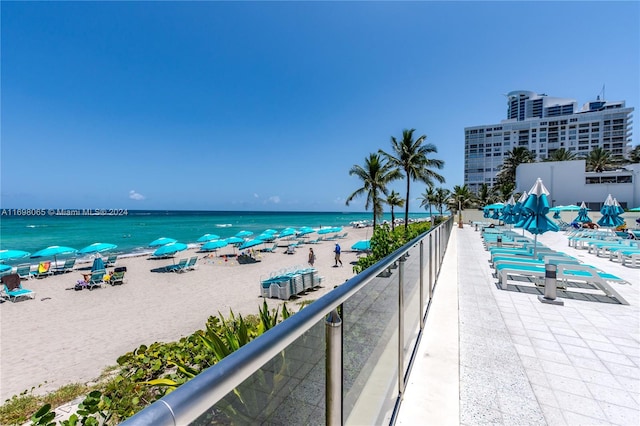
<box><xmin>379</xmin><ymin>129</ymin><xmax>445</xmax><ymax>232</ymax></box>
<box><xmin>476</xmin><ymin>183</ymin><xmax>496</xmax><ymax>207</ymax></box>
<box><xmin>433</xmin><ymin>187</ymin><xmax>451</xmax><ymax>217</ymax></box>
<box><xmin>346</xmin><ymin>153</ymin><xmax>401</xmax><ymax>228</ymax></box>
<box><xmin>584</xmin><ymin>147</ymin><xmax>613</xmax><ymax>172</ymax></box>
<box><xmin>448</xmin><ymin>185</ymin><xmax>475</xmax><ymax>227</ymax></box>
<box><xmin>496</xmin><ymin>147</ymin><xmax>534</xmax><ymax>186</ymax></box>
<box><xmin>545</xmin><ymin>148</ymin><xmax>577</xmax><ymax>162</ymax></box>
<box><xmin>418</xmin><ymin>187</ymin><xmax>436</xmax><ymax>219</ymax></box>
<box><xmin>385</xmin><ymin>190</ymin><xmax>405</xmax><ymax>230</ymax></box>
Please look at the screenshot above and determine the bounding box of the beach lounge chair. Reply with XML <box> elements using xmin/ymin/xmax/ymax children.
<box><xmin>337</xmin><ymin>232</ymin><xmax>348</xmax><ymax>239</ymax></box>
<box><xmin>186</xmin><ymin>256</ymin><xmax>198</xmax><ymax>270</ymax></box>
<box><xmin>285</xmin><ymin>245</ymin><xmax>296</xmax><ymax>255</ymax></box>
<box><xmin>53</xmin><ymin>258</ymin><xmax>76</xmax><ymax>274</ymax></box>
<box><xmin>31</xmin><ymin>261</ymin><xmax>53</xmax><ymax>279</ymax></box>
<box><xmin>105</xmin><ymin>254</ymin><xmax>118</xmax><ymax>267</ymax></box>
<box><xmin>165</xmin><ymin>258</ymin><xmax>188</xmax><ymax>273</ymax></box>
<box><xmin>1</xmin><ymin>273</ymin><xmax>36</xmax><ymax>302</ymax></box>
<box><xmin>108</xmin><ymin>270</ymin><xmax>126</xmax><ymax>286</ymax></box>
<box><xmin>87</xmin><ymin>269</ymin><xmax>105</xmax><ymax>289</ymax></box>
<box><xmin>16</xmin><ymin>264</ymin><xmax>32</xmax><ymax>280</ymax></box>
<box><xmin>261</xmin><ymin>243</ymin><xmax>278</xmax><ymax>253</ymax></box>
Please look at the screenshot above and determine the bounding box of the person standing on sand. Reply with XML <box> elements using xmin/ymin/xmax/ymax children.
<box><xmin>334</xmin><ymin>243</ymin><xmax>343</xmax><ymax>267</ymax></box>
<box><xmin>308</xmin><ymin>248</ymin><xmax>315</xmax><ymax>266</ymax></box>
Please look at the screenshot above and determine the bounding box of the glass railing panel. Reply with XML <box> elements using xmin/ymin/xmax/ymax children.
<box><xmin>192</xmin><ymin>320</ymin><xmax>327</xmax><ymax>425</ymax></box>
<box><xmin>342</xmin><ymin>271</ymin><xmax>400</xmax><ymax>425</ymax></box>
<box><xmin>402</xmin><ymin>244</ymin><xmax>423</xmax><ymax>367</ymax></box>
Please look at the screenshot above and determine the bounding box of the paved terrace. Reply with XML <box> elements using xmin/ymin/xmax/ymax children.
<box><xmin>397</xmin><ymin>224</ymin><xmax>639</xmax><ymax>425</ymax></box>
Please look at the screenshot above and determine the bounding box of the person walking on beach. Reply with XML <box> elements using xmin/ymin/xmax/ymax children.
<box><xmin>334</xmin><ymin>243</ymin><xmax>343</xmax><ymax>267</ymax></box>
<box><xmin>308</xmin><ymin>248</ymin><xmax>315</xmax><ymax>266</ymax></box>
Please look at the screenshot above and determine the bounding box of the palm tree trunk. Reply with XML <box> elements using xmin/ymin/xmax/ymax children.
<box><xmin>404</xmin><ymin>179</ymin><xmax>410</xmax><ymax>232</ymax></box>
<box><xmin>391</xmin><ymin>207</ymin><xmax>395</xmax><ymax>231</ymax></box>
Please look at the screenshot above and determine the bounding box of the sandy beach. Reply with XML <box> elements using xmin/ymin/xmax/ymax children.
<box><xmin>0</xmin><ymin>227</ymin><xmax>372</xmax><ymax>402</ymax></box>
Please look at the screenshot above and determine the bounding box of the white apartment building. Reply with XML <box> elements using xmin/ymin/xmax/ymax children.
<box><xmin>464</xmin><ymin>90</ymin><xmax>634</xmax><ymax>193</ymax></box>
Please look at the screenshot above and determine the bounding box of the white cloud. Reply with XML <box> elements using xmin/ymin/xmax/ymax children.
<box><xmin>254</xmin><ymin>193</ymin><xmax>259</xmax><ymax>198</ymax></box>
<box><xmin>129</xmin><ymin>190</ymin><xmax>145</xmax><ymax>200</ymax></box>
<box><xmin>268</xmin><ymin>195</ymin><xmax>281</xmax><ymax>204</ymax></box>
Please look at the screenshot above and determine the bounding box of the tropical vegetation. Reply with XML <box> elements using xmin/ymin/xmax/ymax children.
<box><xmin>495</xmin><ymin>146</ymin><xmax>534</xmax><ymax>187</ymax></box>
<box><xmin>385</xmin><ymin>190</ymin><xmax>404</xmax><ymax>230</ymax></box>
<box><xmin>346</xmin><ymin>153</ymin><xmax>401</xmax><ymax>228</ymax></box>
<box><xmin>379</xmin><ymin>129</ymin><xmax>445</xmax><ymax>232</ymax></box>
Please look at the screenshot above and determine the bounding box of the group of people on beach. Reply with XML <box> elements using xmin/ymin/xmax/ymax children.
<box><xmin>307</xmin><ymin>243</ymin><xmax>343</xmax><ymax>268</ymax></box>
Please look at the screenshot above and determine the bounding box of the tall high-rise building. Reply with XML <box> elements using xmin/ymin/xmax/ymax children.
<box><xmin>464</xmin><ymin>90</ymin><xmax>634</xmax><ymax>193</ymax></box>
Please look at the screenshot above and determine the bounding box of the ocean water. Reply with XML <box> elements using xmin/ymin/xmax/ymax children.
<box><xmin>0</xmin><ymin>210</ymin><xmax>431</xmax><ymax>261</ymax></box>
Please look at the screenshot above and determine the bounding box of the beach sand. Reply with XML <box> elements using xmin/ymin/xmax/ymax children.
<box><xmin>0</xmin><ymin>227</ymin><xmax>372</xmax><ymax>401</ymax></box>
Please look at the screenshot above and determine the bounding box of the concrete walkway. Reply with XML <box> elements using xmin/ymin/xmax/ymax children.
<box><xmin>397</xmin><ymin>224</ymin><xmax>639</xmax><ymax>425</ymax></box>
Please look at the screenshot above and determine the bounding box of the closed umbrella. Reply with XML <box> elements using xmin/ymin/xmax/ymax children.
<box><xmin>574</xmin><ymin>201</ymin><xmax>591</xmax><ymax>223</ymax></box>
<box><xmin>92</xmin><ymin>257</ymin><xmax>105</xmax><ymax>272</ymax></box>
<box><xmin>197</xmin><ymin>234</ymin><xmax>221</xmax><ymax>243</ymax></box>
<box><xmin>502</xmin><ymin>196</ymin><xmax>517</xmax><ymax>225</ymax></box>
<box><xmin>597</xmin><ymin>194</ymin><xmax>625</xmax><ymax>229</ymax></box>
<box><xmin>79</xmin><ymin>243</ymin><xmax>117</xmax><ymax>255</ymax></box>
<box><xmin>514</xmin><ymin>191</ymin><xmax>529</xmax><ymax>234</ymax></box>
<box><xmin>519</xmin><ymin>178</ymin><xmax>559</xmax><ymax>256</ymax></box>
<box><xmin>0</xmin><ymin>250</ymin><xmax>31</xmax><ymax>262</ymax></box>
<box><xmin>152</xmin><ymin>242</ymin><xmax>188</xmax><ymax>257</ymax></box>
<box><xmin>149</xmin><ymin>237</ymin><xmax>177</xmax><ymax>247</ymax></box>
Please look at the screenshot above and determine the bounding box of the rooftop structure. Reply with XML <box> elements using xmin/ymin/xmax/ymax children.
<box><xmin>464</xmin><ymin>91</ymin><xmax>634</xmax><ymax>193</ymax></box>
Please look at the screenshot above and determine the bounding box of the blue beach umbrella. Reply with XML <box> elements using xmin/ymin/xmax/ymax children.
<box><xmin>574</xmin><ymin>202</ymin><xmax>591</xmax><ymax>223</ymax></box>
<box><xmin>235</xmin><ymin>230</ymin><xmax>254</xmax><ymax>238</ymax></box>
<box><xmin>629</xmin><ymin>206</ymin><xmax>640</xmax><ymax>212</ymax></box>
<box><xmin>79</xmin><ymin>243</ymin><xmax>117</xmax><ymax>255</ymax></box>
<box><xmin>149</xmin><ymin>237</ymin><xmax>177</xmax><ymax>247</ymax></box>
<box><xmin>520</xmin><ymin>178</ymin><xmax>559</xmax><ymax>256</ymax></box>
<box><xmin>351</xmin><ymin>240</ymin><xmax>371</xmax><ymax>251</ymax></box>
<box><xmin>201</xmin><ymin>240</ymin><xmax>228</xmax><ymax>252</ymax></box>
<box><xmin>560</xmin><ymin>204</ymin><xmax>581</xmax><ymax>212</ymax></box>
<box><xmin>92</xmin><ymin>257</ymin><xmax>105</xmax><ymax>272</ymax></box>
<box><xmin>197</xmin><ymin>234</ymin><xmax>221</xmax><ymax>243</ymax></box>
<box><xmin>297</xmin><ymin>226</ymin><xmax>315</xmax><ymax>236</ymax></box>
<box><xmin>502</xmin><ymin>196</ymin><xmax>517</xmax><ymax>225</ymax></box>
<box><xmin>32</xmin><ymin>245</ymin><xmax>78</xmax><ymax>268</ymax></box>
<box><xmin>263</xmin><ymin>229</ymin><xmax>278</xmax><ymax>235</ymax></box>
<box><xmin>0</xmin><ymin>250</ymin><xmax>31</xmax><ymax>262</ymax></box>
<box><xmin>153</xmin><ymin>242</ymin><xmax>188</xmax><ymax>257</ymax></box>
<box><xmin>256</xmin><ymin>233</ymin><xmax>276</xmax><ymax>242</ymax></box>
<box><xmin>239</xmin><ymin>238</ymin><xmax>265</xmax><ymax>250</ymax></box>
<box><xmin>279</xmin><ymin>228</ymin><xmax>297</xmax><ymax>238</ymax></box>
<box><xmin>597</xmin><ymin>194</ymin><xmax>625</xmax><ymax>229</ymax></box>
<box><xmin>225</xmin><ymin>236</ymin><xmax>244</xmax><ymax>245</ymax></box>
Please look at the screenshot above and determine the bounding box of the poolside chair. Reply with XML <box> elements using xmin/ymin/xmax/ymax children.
<box><xmin>53</xmin><ymin>258</ymin><xmax>76</xmax><ymax>274</ymax></box>
<box><xmin>105</xmin><ymin>254</ymin><xmax>118</xmax><ymax>267</ymax></box>
<box><xmin>31</xmin><ymin>261</ymin><xmax>53</xmax><ymax>279</ymax></box>
<box><xmin>87</xmin><ymin>269</ymin><xmax>105</xmax><ymax>290</ymax></box>
<box><xmin>16</xmin><ymin>264</ymin><xmax>32</xmax><ymax>280</ymax></box>
<box><xmin>165</xmin><ymin>258</ymin><xmax>188</xmax><ymax>273</ymax></box>
<box><xmin>1</xmin><ymin>273</ymin><xmax>36</xmax><ymax>302</ymax></box>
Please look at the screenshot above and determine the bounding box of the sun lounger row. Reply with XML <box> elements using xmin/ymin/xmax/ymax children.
<box><xmin>260</xmin><ymin>267</ymin><xmax>324</xmax><ymax>300</ymax></box>
<box><xmin>164</xmin><ymin>256</ymin><xmax>198</xmax><ymax>273</ymax></box>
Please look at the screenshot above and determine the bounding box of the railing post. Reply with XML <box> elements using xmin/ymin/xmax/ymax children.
<box><xmin>419</xmin><ymin>241</ymin><xmax>424</xmax><ymax>329</ymax></box>
<box><xmin>326</xmin><ymin>309</ymin><xmax>343</xmax><ymax>426</ymax></box>
<box><xmin>398</xmin><ymin>255</ymin><xmax>405</xmax><ymax>396</ymax></box>
<box><xmin>428</xmin><ymin>234</ymin><xmax>433</xmax><ymax>301</ymax></box>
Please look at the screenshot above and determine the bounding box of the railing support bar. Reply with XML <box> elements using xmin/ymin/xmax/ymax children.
<box><xmin>326</xmin><ymin>309</ymin><xmax>343</xmax><ymax>426</ymax></box>
<box><xmin>419</xmin><ymin>241</ymin><xmax>424</xmax><ymax>329</ymax></box>
<box><xmin>398</xmin><ymin>256</ymin><xmax>405</xmax><ymax>396</ymax></box>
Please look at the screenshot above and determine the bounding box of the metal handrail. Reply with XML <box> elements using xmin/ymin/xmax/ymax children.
<box><xmin>123</xmin><ymin>218</ymin><xmax>453</xmax><ymax>426</ymax></box>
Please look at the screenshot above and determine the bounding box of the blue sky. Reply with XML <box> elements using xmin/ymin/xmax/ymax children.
<box><xmin>2</xmin><ymin>1</ymin><xmax>638</xmax><ymax>212</ymax></box>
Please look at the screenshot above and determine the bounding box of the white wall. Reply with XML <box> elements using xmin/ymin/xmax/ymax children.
<box><xmin>516</xmin><ymin>160</ymin><xmax>640</xmax><ymax>208</ymax></box>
